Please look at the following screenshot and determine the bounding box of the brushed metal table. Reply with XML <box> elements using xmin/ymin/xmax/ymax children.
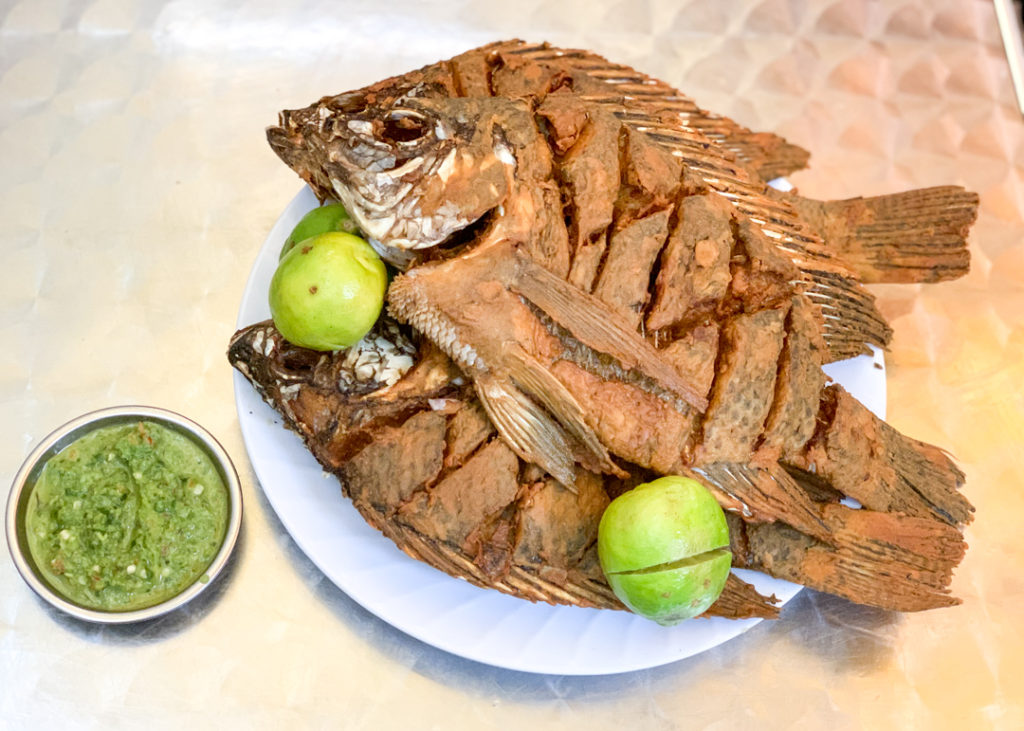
<box><xmin>2</xmin><ymin>1</ymin><xmax>1021</xmax><ymax>728</ymax></box>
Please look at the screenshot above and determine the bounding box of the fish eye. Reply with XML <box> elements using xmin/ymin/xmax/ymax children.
<box><xmin>383</xmin><ymin>110</ymin><xmax>430</xmax><ymax>144</ymax></box>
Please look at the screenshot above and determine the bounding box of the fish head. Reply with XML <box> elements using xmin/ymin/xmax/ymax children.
<box><xmin>268</xmin><ymin>88</ymin><xmax>519</xmax><ymax>263</ymax></box>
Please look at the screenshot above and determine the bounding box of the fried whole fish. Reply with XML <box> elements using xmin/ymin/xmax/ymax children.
<box><xmin>229</xmin><ymin>318</ymin><xmax>966</xmax><ymax>613</ymax></box>
<box><xmin>241</xmin><ymin>41</ymin><xmax>975</xmax><ymax>615</ymax></box>
<box><xmin>228</xmin><ymin>320</ymin><xmax>780</xmax><ymax>619</ymax></box>
<box><xmin>269</xmin><ymin>78</ymin><xmax>972</xmax><ymax>508</ymax></box>
<box><xmin>269</xmin><ymin>40</ymin><xmax>978</xmax><ymax>360</ymax></box>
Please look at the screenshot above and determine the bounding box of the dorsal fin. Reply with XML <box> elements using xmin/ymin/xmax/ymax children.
<box><xmin>488</xmin><ymin>40</ymin><xmax>810</xmax><ymax>181</ymax></box>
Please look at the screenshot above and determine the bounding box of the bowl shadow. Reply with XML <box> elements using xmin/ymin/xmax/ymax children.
<box><xmin>30</xmin><ymin>520</ymin><xmax>247</xmax><ymax>645</ymax></box>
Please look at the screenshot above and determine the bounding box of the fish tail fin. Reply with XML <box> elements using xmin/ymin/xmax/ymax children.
<box><xmin>729</xmin><ymin>504</ymin><xmax>965</xmax><ymax>611</ymax></box>
<box><xmin>744</xmin><ymin>133</ymin><xmax>811</xmax><ymax>182</ymax></box>
<box><xmin>789</xmin><ymin>186</ymin><xmax>977</xmax><ymax>284</ymax></box>
<box><xmin>789</xmin><ymin>384</ymin><xmax>973</xmax><ymax>526</ymax></box>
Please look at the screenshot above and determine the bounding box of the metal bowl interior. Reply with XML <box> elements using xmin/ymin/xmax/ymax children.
<box><xmin>6</xmin><ymin>406</ymin><xmax>243</xmax><ymax>624</ymax></box>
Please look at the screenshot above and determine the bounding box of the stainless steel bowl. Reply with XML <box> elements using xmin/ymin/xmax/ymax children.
<box><xmin>6</xmin><ymin>406</ymin><xmax>243</xmax><ymax>623</ymax></box>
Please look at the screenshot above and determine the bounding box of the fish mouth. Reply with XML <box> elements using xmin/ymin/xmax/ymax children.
<box><xmin>329</xmin><ymin>166</ymin><xmax>489</xmax><ymax>265</ymax></box>
<box><xmin>368</xmin><ymin>203</ymin><xmax>503</xmax><ymax>271</ymax></box>
<box><xmin>269</xmin><ymin>93</ymin><xmax>509</xmax><ymax>263</ymax></box>
<box><xmin>229</xmin><ymin>318</ymin><xmax>419</xmax><ymax>398</ymax></box>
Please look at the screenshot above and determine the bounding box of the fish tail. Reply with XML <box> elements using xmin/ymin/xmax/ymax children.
<box><xmin>788</xmin><ymin>186</ymin><xmax>977</xmax><ymax>284</ymax></box>
<box><xmin>739</xmin><ymin>132</ymin><xmax>810</xmax><ymax>182</ymax></box>
<box><xmin>787</xmin><ymin>384</ymin><xmax>973</xmax><ymax>526</ymax></box>
<box><xmin>728</xmin><ymin>504</ymin><xmax>965</xmax><ymax>611</ymax></box>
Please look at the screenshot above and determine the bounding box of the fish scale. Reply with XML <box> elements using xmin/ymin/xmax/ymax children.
<box><xmin>380</xmin><ymin>165</ymin><xmax>970</xmax><ymax>534</ymax></box>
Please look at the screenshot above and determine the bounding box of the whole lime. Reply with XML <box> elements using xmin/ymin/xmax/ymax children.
<box><xmin>280</xmin><ymin>203</ymin><xmax>357</xmax><ymax>260</ymax></box>
<box><xmin>269</xmin><ymin>232</ymin><xmax>387</xmax><ymax>351</ymax></box>
<box><xmin>598</xmin><ymin>476</ymin><xmax>731</xmax><ymax>625</ymax></box>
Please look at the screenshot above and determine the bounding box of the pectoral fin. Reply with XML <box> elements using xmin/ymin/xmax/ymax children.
<box><xmin>474</xmin><ymin>373</ymin><xmax>579</xmax><ymax>492</ymax></box>
<box><xmin>692</xmin><ymin>462</ymin><xmax>831</xmax><ymax>544</ymax></box>
<box><xmin>510</xmin><ymin>252</ymin><xmax>708</xmax><ymax>411</ymax></box>
<box><xmin>502</xmin><ymin>344</ymin><xmax>623</xmax><ymax>478</ymax></box>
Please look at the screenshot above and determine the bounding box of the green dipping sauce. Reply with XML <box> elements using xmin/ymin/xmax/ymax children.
<box><xmin>25</xmin><ymin>421</ymin><xmax>229</xmax><ymax>612</ymax></box>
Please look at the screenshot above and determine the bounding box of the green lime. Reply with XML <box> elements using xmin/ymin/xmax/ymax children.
<box><xmin>269</xmin><ymin>232</ymin><xmax>387</xmax><ymax>351</ymax></box>
<box><xmin>598</xmin><ymin>476</ymin><xmax>731</xmax><ymax>625</ymax></box>
<box><xmin>280</xmin><ymin>203</ymin><xmax>358</xmax><ymax>260</ymax></box>
<box><xmin>604</xmin><ymin>549</ymin><xmax>732</xmax><ymax>625</ymax></box>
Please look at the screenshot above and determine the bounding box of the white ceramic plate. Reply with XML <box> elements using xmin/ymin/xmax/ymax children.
<box><xmin>233</xmin><ymin>186</ymin><xmax>886</xmax><ymax>675</ymax></box>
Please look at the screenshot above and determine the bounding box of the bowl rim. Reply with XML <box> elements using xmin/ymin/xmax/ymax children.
<box><xmin>5</xmin><ymin>405</ymin><xmax>243</xmax><ymax>624</ymax></box>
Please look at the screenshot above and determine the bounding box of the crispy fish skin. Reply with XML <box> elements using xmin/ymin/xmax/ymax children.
<box><xmin>365</xmin><ymin>93</ymin><xmax>970</xmax><ymax>527</ymax></box>
<box><xmin>229</xmin><ymin>320</ymin><xmax>967</xmax><ymax>614</ymax></box>
<box><xmin>385</xmin><ymin>193</ymin><xmax>970</xmax><ymax>529</ymax></box>
<box><xmin>376</xmin><ymin>97</ymin><xmax>969</xmax><ymax>611</ymax></box>
<box><xmin>268</xmin><ymin>41</ymin><xmax>974</xmax><ymax>362</ymax></box>
<box><xmin>248</xmin><ymin>43</ymin><xmax>975</xmax><ymax>615</ymax></box>
<box><xmin>379</xmin><ymin>235</ymin><xmax>971</xmax><ymax>609</ymax></box>
<box><xmin>473</xmin><ymin>41</ymin><xmax>975</xmax><ymax>290</ymax></box>
<box><xmin>271</xmin><ymin>39</ymin><xmax>809</xmax><ymax>186</ymax></box>
<box><xmin>228</xmin><ymin>320</ymin><xmax>780</xmax><ymax>620</ymax></box>
<box><xmin>726</xmin><ymin>507</ymin><xmax>966</xmax><ymax>612</ymax></box>
<box><xmin>477</xmin><ymin>40</ymin><xmax>811</xmax><ymax>180</ymax></box>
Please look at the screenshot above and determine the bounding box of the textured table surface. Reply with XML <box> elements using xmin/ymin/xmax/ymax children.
<box><xmin>2</xmin><ymin>0</ymin><xmax>1022</xmax><ymax>728</ymax></box>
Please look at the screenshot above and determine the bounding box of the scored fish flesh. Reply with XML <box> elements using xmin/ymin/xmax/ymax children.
<box><xmin>229</xmin><ymin>321</ymin><xmax>781</xmax><ymax>619</ymax></box>
<box><xmin>239</xmin><ymin>41</ymin><xmax>975</xmax><ymax>616</ymax></box>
